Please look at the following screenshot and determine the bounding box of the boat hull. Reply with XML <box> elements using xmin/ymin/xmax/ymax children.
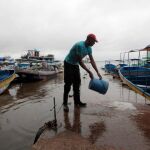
<box><xmin>119</xmin><ymin>66</ymin><xmax>150</xmax><ymax>100</ymax></box>
<box><xmin>104</xmin><ymin>64</ymin><xmax>116</xmax><ymax>73</ymax></box>
<box><xmin>0</xmin><ymin>70</ymin><xmax>16</xmax><ymax>94</ymax></box>
<box><xmin>16</xmin><ymin>69</ymin><xmax>59</xmax><ymax>81</ymax></box>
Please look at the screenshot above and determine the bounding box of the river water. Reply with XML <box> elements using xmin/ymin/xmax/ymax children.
<box><xmin>0</xmin><ymin>62</ymin><xmax>150</xmax><ymax>150</ymax></box>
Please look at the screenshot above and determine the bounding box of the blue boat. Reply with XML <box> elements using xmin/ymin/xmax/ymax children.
<box><xmin>104</xmin><ymin>63</ymin><xmax>128</xmax><ymax>78</ymax></box>
<box><xmin>104</xmin><ymin>64</ymin><xmax>116</xmax><ymax>73</ymax></box>
<box><xmin>119</xmin><ymin>66</ymin><xmax>150</xmax><ymax>100</ymax></box>
<box><xmin>0</xmin><ymin>70</ymin><xmax>16</xmax><ymax>94</ymax></box>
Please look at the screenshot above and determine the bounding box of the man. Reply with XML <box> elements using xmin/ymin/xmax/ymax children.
<box><xmin>63</xmin><ymin>33</ymin><xmax>102</xmax><ymax>112</ymax></box>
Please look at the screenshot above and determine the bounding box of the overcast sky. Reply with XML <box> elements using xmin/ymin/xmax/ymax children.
<box><xmin>0</xmin><ymin>0</ymin><xmax>150</xmax><ymax>61</ymax></box>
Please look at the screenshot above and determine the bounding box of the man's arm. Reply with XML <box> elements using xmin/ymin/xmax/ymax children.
<box><xmin>89</xmin><ymin>55</ymin><xmax>102</xmax><ymax>79</ymax></box>
<box><xmin>77</xmin><ymin>56</ymin><xmax>94</xmax><ymax>79</ymax></box>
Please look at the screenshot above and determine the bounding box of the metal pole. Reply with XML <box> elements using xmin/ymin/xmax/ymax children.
<box><xmin>53</xmin><ymin>97</ymin><xmax>57</xmax><ymax>123</ymax></box>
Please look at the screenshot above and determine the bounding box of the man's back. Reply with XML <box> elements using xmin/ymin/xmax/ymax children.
<box><xmin>65</xmin><ymin>41</ymin><xmax>92</xmax><ymax>65</ymax></box>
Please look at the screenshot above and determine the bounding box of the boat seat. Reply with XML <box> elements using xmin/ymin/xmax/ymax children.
<box><xmin>136</xmin><ymin>84</ymin><xmax>150</xmax><ymax>88</ymax></box>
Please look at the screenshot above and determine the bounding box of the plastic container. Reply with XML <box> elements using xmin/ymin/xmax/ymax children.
<box><xmin>89</xmin><ymin>78</ymin><xmax>109</xmax><ymax>94</ymax></box>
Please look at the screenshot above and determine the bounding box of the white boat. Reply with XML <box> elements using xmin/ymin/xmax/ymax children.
<box><xmin>16</xmin><ymin>60</ymin><xmax>63</xmax><ymax>81</ymax></box>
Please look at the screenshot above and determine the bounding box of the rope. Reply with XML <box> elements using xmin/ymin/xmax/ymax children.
<box><xmin>56</xmin><ymin>103</ymin><xmax>63</xmax><ymax>114</ymax></box>
<box><xmin>50</xmin><ymin>103</ymin><xmax>63</xmax><ymax>114</ymax></box>
<box><xmin>33</xmin><ymin>97</ymin><xmax>62</xmax><ymax>144</ymax></box>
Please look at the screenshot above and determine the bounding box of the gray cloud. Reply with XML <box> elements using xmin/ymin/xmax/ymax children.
<box><xmin>0</xmin><ymin>0</ymin><xmax>150</xmax><ymax>60</ymax></box>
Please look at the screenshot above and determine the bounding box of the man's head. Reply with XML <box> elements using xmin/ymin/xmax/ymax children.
<box><xmin>86</xmin><ymin>33</ymin><xmax>98</xmax><ymax>46</ymax></box>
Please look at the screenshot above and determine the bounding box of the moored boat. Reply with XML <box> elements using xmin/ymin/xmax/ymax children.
<box><xmin>16</xmin><ymin>68</ymin><xmax>59</xmax><ymax>81</ymax></box>
<box><xmin>15</xmin><ymin>60</ymin><xmax>63</xmax><ymax>81</ymax></box>
<box><xmin>104</xmin><ymin>58</ymin><xmax>127</xmax><ymax>78</ymax></box>
<box><xmin>119</xmin><ymin>66</ymin><xmax>150</xmax><ymax>100</ymax></box>
<box><xmin>104</xmin><ymin>63</ymin><xmax>116</xmax><ymax>73</ymax></box>
<box><xmin>0</xmin><ymin>56</ymin><xmax>16</xmax><ymax>70</ymax></box>
<box><xmin>0</xmin><ymin>70</ymin><xmax>16</xmax><ymax>94</ymax></box>
<box><xmin>15</xmin><ymin>49</ymin><xmax>63</xmax><ymax>82</ymax></box>
<box><xmin>111</xmin><ymin>63</ymin><xmax>127</xmax><ymax>78</ymax></box>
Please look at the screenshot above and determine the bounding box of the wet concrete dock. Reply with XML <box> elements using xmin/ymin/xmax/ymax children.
<box><xmin>0</xmin><ymin>63</ymin><xmax>150</xmax><ymax>150</ymax></box>
<box><xmin>33</xmin><ymin>69</ymin><xmax>150</xmax><ymax>150</ymax></box>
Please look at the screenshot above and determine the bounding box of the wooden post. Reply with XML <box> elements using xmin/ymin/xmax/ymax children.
<box><xmin>53</xmin><ymin>97</ymin><xmax>57</xmax><ymax>124</ymax></box>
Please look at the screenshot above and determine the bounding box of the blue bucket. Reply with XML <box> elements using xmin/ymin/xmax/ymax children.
<box><xmin>89</xmin><ymin>78</ymin><xmax>109</xmax><ymax>94</ymax></box>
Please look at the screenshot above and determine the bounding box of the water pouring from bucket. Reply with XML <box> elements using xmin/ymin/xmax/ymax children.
<box><xmin>89</xmin><ymin>78</ymin><xmax>109</xmax><ymax>94</ymax></box>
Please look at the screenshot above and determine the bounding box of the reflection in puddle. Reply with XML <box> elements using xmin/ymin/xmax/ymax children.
<box><xmin>88</xmin><ymin>122</ymin><xmax>105</xmax><ymax>144</ymax></box>
<box><xmin>9</xmin><ymin>85</ymin><xmax>20</xmax><ymax>99</ymax></box>
<box><xmin>64</xmin><ymin>107</ymin><xmax>81</xmax><ymax>133</ymax></box>
<box><xmin>63</xmin><ymin>106</ymin><xmax>106</xmax><ymax>145</ymax></box>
